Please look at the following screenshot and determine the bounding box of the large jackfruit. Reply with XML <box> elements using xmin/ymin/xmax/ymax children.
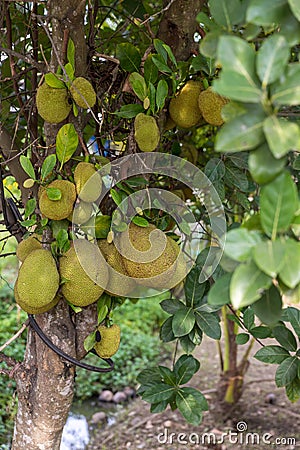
<box><xmin>16</xmin><ymin>234</ymin><xmax>42</xmax><ymax>262</ymax></box>
<box><xmin>70</xmin><ymin>77</ymin><xmax>96</xmax><ymax>109</ymax></box>
<box><xmin>59</xmin><ymin>239</ymin><xmax>108</xmax><ymax>307</ymax></box>
<box><xmin>93</xmin><ymin>324</ymin><xmax>121</xmax><ymax>358</ymax></box>
<box><xmin>134</xmin><ymin>113</ymin><xmax>160</xmax><ymax>152</ymax></box>
<box><xmin>169</xmin><ymin>80</ymin><xmax>203</xmax><ymax>128</ymax></box>
<box><xmin>15</xmin><ymin>249</ymin><xmax>60</xmax><ymax>310</ymax></box>
<box><xmin>74</xmin><ymin>162</ymin><xmax>102</xmax><ymax>203</ymax></box>
<box><xmin>15</xmin><ymin>286</ymin><xmax>60</xmax><ymax>314</ymax></box>
<box><xmin>36</xmin><ymin>82</ymin><xmax>72</xmax><ymax>123</ymax></box>
<box><xmin>198</xmin><ymin>87</ymin><xmax>228</xmax><ymax>126</ymax></box>
<box><xmin>39</xmin><ymin>179</ymin><xmax>76</xmax><ymax>221</ymax></box>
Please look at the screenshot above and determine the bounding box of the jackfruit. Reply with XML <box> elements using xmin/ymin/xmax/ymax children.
<box><xmin>98</xmin><ymin>239</ymin><xmax>135</xmax><ymax>296</ymax></box>
<box><xmin>16</xmin><ymin>234</ymin><xmax>43</xmax><ymax>262</ymax></box>
<box><xmin>39</xmin><ymin>179</ymin><xmax>76</xmax><ymax>220</ymax></box>
<box><xmin>69</xmin><ymin>200</ymin><xmax>93</xmax><ymax>224</ymax></box>
<box><xmin>15</xmin><ymin>285</ymin><xmax>60</xmax><ymax>314</ymax></box>
<box><xmin>134</xmin><ymin>113</ymin><xmax>160</xmax><ymax>152</ymax></box>
<box><xmin>93</xmin><ymin>324</ymin><xmax>121</xmax><ymax>358</ymax></box>
<box><xmin>169</xmin><ymin>80</ymin><xmax>203</xmax><ymax>128</ymax></box>
<box><xmin>70</xmin><ymin>77</ymin><xmax>96</xmax><ymax>109</ymax></box>
<box><xmin>117</xmin><ymin>223</ymin><xmax>178</xmax><ymax>289</ymax></box>
<box><xmin>198</xmin><ymin>87</ymin><xmax>228</xmax><ymax>126</ymax></box>
<box><xmin>15</xmin><ymin>249</ymin><xmax>60</xmax><ymax>309</ymax></box>
<box><xmin>74</xmin><ymin>162</ymin><xmax>102</xmax><ymax>202</ymax></box>
<box><xmin>59</xmin><ymin>239</ymin><xmax>108</xmax><ymax>306</ymax></box>
<box><xmin>36</xmin><ymin>82</ymin><xmax>72</xmax><ymax>123</ymax></box>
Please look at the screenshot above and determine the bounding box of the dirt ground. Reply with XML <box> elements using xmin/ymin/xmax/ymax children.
<box><xmin>86</xmin><ymin>336</ymin><xmax>300</xmax><ymax>450</ymax></box>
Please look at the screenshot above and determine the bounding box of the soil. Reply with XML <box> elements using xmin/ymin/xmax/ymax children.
<box><xmin>86</xmin><ymin>336</ymin><xmax>300</xmax><ymax>450</ymax></box>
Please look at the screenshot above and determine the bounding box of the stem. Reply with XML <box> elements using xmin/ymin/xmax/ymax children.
<box><xmin>222</xmin><ymin>305</ymin><xmax>230</xmax><ymax>372</ymax></box>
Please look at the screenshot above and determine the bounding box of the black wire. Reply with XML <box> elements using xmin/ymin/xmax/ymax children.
<box><xmin>28</xmin><ymin>315</ymin><xmax>114</xmax><ymax>373</ymax></box>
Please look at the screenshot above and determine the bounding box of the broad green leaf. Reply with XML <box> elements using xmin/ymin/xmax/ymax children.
<box><xmin>253</xmin><ymin>240</ymin><xmax>286</xmax><ymax>277</ymax></box>
<box><xmin>84</xmin><ymin>331</ymin><xmax>96</xmax><ymax>352</ymax></box>
<box><xmin>273</xmin><ymin>325</ymin><xmax>297</xmax><ymax>352</ymax></box>
<box><xmin>136</xmin><ymin>367</ymin><xmax>162</xmax><ymax>386</ymax></box>
<box><xmin>286</xmin><ymin>307</ymin><xmax>300</xmax><ymax>338</ymax></box>
<box><xmin>256</xmin><ymin>35</ymin><xmax>290</xmax><ymax>87</ymax></box>
<box><xmin>254</xmin><ymin>345</ymin><xmax>290</xmax><ymax>364</ymax></box>
<box><xmin>263</xmin><ymin>116</ymin><xmax>300</xmax><ymax>158</ymax></box>
<box><xmin>236</xmin><ymin>333</ymin><xmax>250</xmax><ymax>345</ymax></box>
<box><xmin>180</xmin><ymin>336</ymin><xmax>196</xmax><ymax>354</ymax></box>
<box><xmin>153</xmin><ymin>39</ymin><xmax>168</xmax><ymax>63</ymax></box>
<box><xmin>208</xmin><ymin>0</ymin><xmax>245</xmax><ymax>29</ymax></box>
<box><xmin>41</xmin><ymin>154</ymin><xmax>56</xmax><ymax>181</ymax></box>
<box><xmin>286</xmin><ymin>378</ymin><xmax>300</xmax><ymax>403</ymax></box>
<box><xmin>152</xmin><ymin>55</ymin><xmax>172</xmax><ymax>74</ymax></box>
<box><xmin>45</xmin><ymin>72</ymin><xmax>65</xmax><ymax>89</ymax></box>
<box><xmin>252</xmin><ymin>285</ymin><xmax>282</xmax><ymax>326</ymax></box>
<box><xmin>195</xmin><ymin>311</ymin><xmax>221</xmax><ymax>340</ymax></box>
<box><xmin>24</xmin><ymin>198</ymin><xmax>36</xmax><ymax>218</ymax></box>
<box><xmin>160</xmin><ymin>298</ymin><xmax>185</xmax><ymax>315</ymax></box>
<box><xmin>158</xmin><ymin>366</ymin><xmax>176</xmax><ymax>386</ymax></box>
<box><xmin>56</xmin><ymin>229</ymin><xmax>69</xmax><ymax>252</ymax></box>
<box><xmin>275</xmin><ymin>356</ymin><xmax>299</xmax><ymax>387</ymax></box>
<box><xmin>250</xmin><ymin>326</ymin><xmax>272</xmax><ymax>339</ymax></box>
<box><xmin>248</xmin><ymin>143</ymin><xmax>286</xmax><ymax>185</ymax></box>
<box><xmin>207</xmin><ymin>273</ymin><xmax>232</xmax><ymax>306</ymax></box>
<box><xmin>224</xmin><ymin>228</ymin><xmax>262</xmax><ymax>262</ymax></box>
<box><xmin>150</xmin><ymin>400</ymin><xmax>169</xmax><ymax>413</ymax></box>
<box><xmin>46</xmin><ymin>187</ymin><xmax>61</xmax><ymax>201</ymax></box>
<box><xmin>20</xmin><ymin>155</ymin><xmax>35</xmax><ymax>180</ymax></box>
<box><xmin>200</xmin><ymin>31</ymin><xmax>223</xmax><ymax>59</ymax></box>
<box><xmin>246</xmin><ymin>0</ymin><xmax>288</xmax><ymax>26</ymax></box>
<box><xmin>172</xmin><ymin>307</ymin><xmax>195</xmax><ymax>337</ymax></box>
<box><xmin>288</xmin><ymin>0</ymin><xmax>300</xmax><ymax>20</ymax></box>
<box><xmin>67</xmin><ymin>38</ymin><xmax>75</xmax><ymax>69</ymax></box>
<box><xmin>64</xmin><ymin>62</ymin><xmax>74</xmax><ymax>82</ymax></box>
<box><xmin>129</xmin><ymin>72</ymin><xmax>147</xmax><ymax>101</ymax></box>
<box><xmin>271</xmin><ymin>64</ymin><xmax>300</xmax><ymax>105</ymax></box>
<box><xmin>204</xmin><ymin>158</ymin><xmax>225</xmax><ymax>181</ymax></box>
<box><xmin>156</xmin><ymin>79</ymin><xmax>168</xmax><ymax>110</ymax></box>
<box><xmin>162</xmin><ymin>43</ymin><xmax>177</xmax><ymax>67</ymax></box>
<box><xmin>279</xmin><ymin>8</ymin><xmax>300</xmax><ymax>46</ymax></box>
<box><xmin>260</xmin><ymin>172</ymin><xmax>298</xmax><ymax>238</ymax></box>
<box><xmin>279</xmin><ymin>240</ymin><xmax>300</xmax><ymax>289</ymax></box>
<box><xmin>230</xmin><ymin>260</ymin><xmax>272</xmax><ymax>309</ymax></box>
<box><xmin>114</xmin><ymin>104</ymin><xmax>144</xmax><ymax>118</ymax></box>
<box><xmin>132</xmin><ymin>216</ymin><xmax>149</xmax><ymax>227</ymax></box>
<box><xmin>174</xmin><ymin>355</ymin><xmax>200</xmax><ymax>385</ymax></box>
<box><xmin>56</xmin><ymin>123</ymin><xmax>78</xmax><ymax>168</ymax></box>
<box><xmin>142</xmin><ymin>383</ymin><xmax>175</xmax><ymax>403</ymax></box>
<box><xmin>23</xmin><ymin>178</ymin><xmax>35</xmax><ymax>189</ymax></box>
<box><xmin>94</xmin><ymin>215</ymin><xmax>111</xmax><ymax>239</ymax></box>
<box><xmin>215</xmin><ymin>112</ymin><xmax>265</xmax><ymax>152</ymax></box>
<box><xmin>184</xmin><ymin>267</ymin><xmax>206</xmax><ymax>307</ymax></box>
<box><xmin>243</xmin><ymin>307</ymin><xmax>255</xmax><ymax>330</ymax></box>
<box><xmin>148</xmin><ymin>82</ymin><xmax>156</xmax><ymax>114</ymax></box>
<box><xmin>213</xmin><ymin>71</ymin><xmax>262</xmax><ymax>103</ymax></box>
<box><xmin>116</xmin><ymin>43</ymin><xmax>141</xmax><ymax>72</ymax></box>
<box><xmin>160</xmin><ymin>317</ymin><xmax>175</xmax><ymax>342</ymax></box>
<box><xmin>224</xmin><ymin>163</ymin><xmax>249</xmax><ymax>192</ymax></box>
<box><xmin>176</xmin><ymin>387</ymin><xmax>207</xmax><ymax>425</ymax></box>
<box><xmin>144</xmin><ymin>55</ymin><xmax>159</xmax><ymax>85</ymax></box>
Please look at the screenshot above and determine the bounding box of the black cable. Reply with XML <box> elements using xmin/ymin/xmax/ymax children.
<box><xmin>28</xmin><ymin>315</ymin><xmax>114</xmax><ymax>373</ymax></box>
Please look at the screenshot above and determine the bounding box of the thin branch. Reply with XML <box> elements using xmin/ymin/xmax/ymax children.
<box><xmin>0</xmin><ymin>46</ymin><xmax>45</xmax><ymax>72</ymax></box>
<box><xmin>140</xmin><ymin>0</ymin><xmax>177</xmax><ymax>25</ymax></box>
<box><xmin>0</xmin><ymin>320</ymin><xmax>29</xmax><ymax>353</ymax></box>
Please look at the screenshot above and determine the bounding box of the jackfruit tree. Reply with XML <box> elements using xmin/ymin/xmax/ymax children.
<box><xmin>0</xmin><ymin>1</ymin><xmax>300</xmax><ymax>448</ymax></box>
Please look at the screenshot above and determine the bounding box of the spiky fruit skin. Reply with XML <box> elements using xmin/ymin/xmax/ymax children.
<box><xmin>94</xmin><ymin>324</ymin><xmax>121</xmax><ymax>358</ymax></box>
<box><xmin>70</xmin><ymin>77</ymin><xmax>96</xmax><ymax>109</ymax></box>
<box><xmin>15</xmin><ymin>286</ymin><xmax>60</xmax><ymax>314</ymax></box>
<box><xmin>169</xmin><ymin>80</ymin><xmax>203</xmax><ymax>128</ymax></box>
<box><xmin>117</xmin><ymin>223</ymin><xmax>178</xmax><ymax>289</ymax></box>
<box><xmin>198</xmin><ymin>87</ymin><xmax>228</xmax><ymax>126</ymax></box>
<box><xmin>74</xmin><ymin>162</ymin><xmax>102</xmax><ymax>202</ymax></box>
<box><xmin>134</xmin><ymin>113</ymin><xmax>160</xmax><ymax>152</ymax></box>
<box><xmin>98</xmin><ymin>240</ymin><xmax>135</xmax><ymax>296</ymax></box>
<box><xmin>68</xmin><ymin>200</ymin><xmax>93</xmax><ymax>224</ymax></box>
<box><xmin>59</xmin><ymin>240</ymin><xmax>108</xmax><ymax>307</ymax></box>
<box><xmin>15</xmin><ymin>249</ymin><xmax>59</xmax><ymax>310</ymax></box>
<box><xmin>16</xmin><ymin>234</ymin><xmax>42</xmax><ymax>262</ymax></box>
<box><xmin>36</xmin><ymin>83</ymin><xmax>71</xmax><ymax>123</ymax></box>
<box><xmin>39</xmin><ymin>179</ymin><xmax>76</xmax><ymax>220</ymax></box>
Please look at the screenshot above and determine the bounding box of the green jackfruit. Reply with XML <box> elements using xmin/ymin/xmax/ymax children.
<box><xmin>69</xmin><ymin>200</ymin><xmax>93</xmax><ymax>224</ymax></box>
<box><xmin>16</xmin><ymin>234</ymin><xmax>42</xmax><ymax>262</ymax></box>
<box><xmin>94</xmin><ymin>324</ymin><xmax>121</xmax><ymax>358</ymax></box>
<box><xmin>169</xmin><ymin>80</ymin><xmax>203</xmax><ymax>128</ymax></box>
<box><xmin>15</xmin><ymin>285</ymin><xmax>60</xmax><ymax>314</ymax></box>
<box><xmin>74</xmin><ymin>162</ymin><xmax>102</xmax><ymax>202</ymax></box>
<box><xmin>70</xmin><ymin>77</ymin><xmax>96</xmax><ymax>109</ymax></box>
<box><xmin>16</xmin><ymin>249</ymin><xmax>60</xmax><ymax>309</ymax></box>
<box><xmin>59</xmin><ymin>239</ymin><xmax>108</xmax><ymax>307</ymax></box>
<box><xmin>198</xmin><ymin>87</ymin><xmax>228</xmax><ymax>126</ymax></box>
<box><xmin>39</xmin><ymin>180</ymin><xmax>76</xmax><ymax>220</ymax></box>
<box><xmin>36</xmin><ymin>82</ymin><xmax>71</xmax><ymax>123</ymax></box>
<box><xmin>134</xmin><ymin>113</ymin><xmax>160</xmax><ymax>152</ymax></box>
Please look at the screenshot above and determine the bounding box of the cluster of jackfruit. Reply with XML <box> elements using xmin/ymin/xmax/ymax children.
<box><xmin>36</xmin><ymin>76</ymin><xmax>96</xmax><ymax>124</ymax></box>
<box><xmin>167</xmin><ymin>80</ymin><xmax>228</xmax><ymax>129</ymax></box>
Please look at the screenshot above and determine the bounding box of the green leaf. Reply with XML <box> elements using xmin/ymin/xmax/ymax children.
<box><xmin>160</xmin><ymin>317</ymin><xmax>176</xmax><ymax>342</ymax></box>
<box><xmin>64</xmin><ymin>62</ymin><xmax>74</xmax><ymax>82</ymax></box>
<box><xmin>174</xmin><ymin>355</ymin><xmax>200</xmax><ymax>385</ymax></box>
<box><xmin>160</xmin><ymin>298</ymin><xmax>185</xmax><ymax>315</ymax></box>
<box><xmin>148</xmin><ymin>82</ymin><xmax>156</xmax><ymax>114</ymax></box>
<box><xmin>273</xmin><ymin>325</ymin><xmax>298</xmax><ymax>352</ymax></box>
<box><xmin>94</xmin><ymin>215</ymin><xmax>111</xmax><ymax>239</ymax></box>
<box><xmin>243</xmin><ymin>306</ymin><xmax>255</xmax><ymax>330</ymax></box>
<box><xmin>205</xmin><ymin>158</ymin><xmax>225</xmax><ymax>182</ymax></box>
<box><xmin>256</xmin><ymin>35</ymin><xmax>290</xmax><ymax>87</ymax></box>
<box><xmin>248</xmin><ymin>143</ymin><xmax>286</xmax><ymax>185</ymax></box>
<box><xmin>271</xmin><ymin>64</ymin><xmax>300</xmax><ymax>105</ymax></box>
<box><xmin>150</xmin><ymin>400</ymin><xmax>169</xmax><ymax>413</ymax></box>
<box><xmin>260</xmin><ymin>172</ymin><xmax>298</xmax><ymax>238</ymax></box>
<box><xmin>279</xmin><ymin>8</ymin><xmax>300</xmax><ymax>46</ymax></box>
<box><xmin>176</xmin><ymin>387</ymin><xmax>207</xmax><ymax>425</ymax></box>
<box><xmin>279</xmin><ymin>240</ymin><xmax>300</xmax><ymax>289</ymax></box>
<box><xmin>116</xmin><ymin>43</ymin><xmax>141</xmax><ymax>73</ymax></box>
<box><xmin>129</xmin><ymin>72</ymin><xmax>147</xmax><ymax>101</ymax></box>
<box><xmin>46</xmin><ymin>187</ymin><xmax>62</xmax><ymax>201</ymax></box>
<box><xmin>114</xmin><ymin>103</ymin><xmax>144</xmax><ymax>118</ymax></box>
<box><xmin>286</xmin><ymin>307</ymin><xmax>300</xmax><ymax>338</ymax></box>
<box><xmin>275</xmin><ymin>356</ymin><xmax>299</xmax><ymax>387</ymax></box>
<box><xmin>288</xmin><ymin>0</ymin><xmax>300</xmax><ymax>20</ymax></box>
<box><xmin>263</xmin><ymin>116</ymin><xmax>300</xmax><ymax>158</ymax></box>
<box><xmin>110</xmin><ymin>188</ymin><xmax>123</xmax><ymax>206</ymax></box>
<box><xmin>224</xmin><ymin>163</ymin><xmax>249</xmax><ymax>192</ymax></box>
<box><xmin>195</xmin><ymin>311</ymin><xmax>221</xmax><ymax>340</ymax></box>
<box><xmin>84</xmin><ymin>331</ymin><xmax>96</xmax><ymax>352</ymax></box>
<box><xmin>56</xmin><ymin>123</ymin><xmax>78</xmax><ymax>169</ymax></box>
<box><xmin>200</xmin><ymin>31</ymin><xmax>223</xmax><ymax>59</ymax></box>
<box><xmin>172</xmin><ymin>307</ymin><xmax>195</xmax><ymax>337</ymax></box>
<box><xmin>184</xmin><ymin>267</ymin><xmax>206</xmax><ymax>307</ymax></box>
<box><xmin>156</xmin><ymin>79</ymin><xmax>168</xmax><ymax>111</ymax></box>
<box><xmin>213</xmin><ymin>71</ymin><xmax>262</xmax><ymax>103</ymax></box>
<box><xmin>137</xmin><ymin>367</ymin><xmax>162</xmax><ymax>386</ymax></box>
<box><xmin>246</xmin><ymin>0</ymin><xmax>288</xmax><ymax>26</ymax></box>
<box><xmin>230</xmin><ymin>260</ymin><xmax>272</xmax><ymax>309</ymax></box>
<box><xmin>253</xmin><ymin>240</ymin><xmax>286</xmax><ymax>278</ymax></box>
<box><xmin>286</xmin><ymin>378</ymin><xmax>300</xmax><ymax>402</ymax></box>
<box><xmin>207</xmin><ymin>273</ymin><xmax>232</xmax><ymax>306</ymax></box>
<box><xmin>236</xmin><ymin>333</ymin><xmax>250</xmax><ymax>345</ymax></box>
<box><xmin>132</xmin><ymin>216</ymin><xmax>148</xmax><ymax>227</ymax></box>
<box><xmin>254</xmin><ymin>345</ymin><xmax>290</xmax><ymax>364</ymax></box>
<box><xmin>142</xmin><ymin>383</ymin><xmax>175</xmax><ymax>403</ymax></box>
<box><xmin>67</xmin><ymin>38</ymin><xmax>75</xmax><ymax>69</ymax></box>
<box><xmin>180</xmin><ymin>336</ymin><xmax>196</xmax><ymax>354</ymax></box>
<box><xmin>45</xmin><ymin>72</ymin><xmax>65</xmax><ymax>89</ymax></box>
<box><xmin>152</xmin><ymin>55</ymin><xmax>172</xmax><ymax>74</ymax></box>
<box><xmin>56</xmin><ymin>229</ymin><xmax>69</xmax><ymax>252</ymax></box>
<box><xmin>97</xmin><ymin>304</ymin><xmax>108</xmax><ymax>325</ymax></box>
<box><xmin>24</xmin><ymin>198</ymin><xmax>36</xmax><ymax>218</ymax></box>
<box><xmin>41</xmin><ymin>154</ymin><xmax>57</xmax><ymax>181</ymax></box>
<box><xmin>162</xmin><ymin>43</ymin><xmax>177</xmax><ymax>67</ymax></box>
<box><xmin>208</xmin><ymin>0</ymin><xmax>245</xmax><ymax>29</ymax></box>
<box><xmin>252</xmin><ymin>285</ymin><xmax>282</xmax><ymax>326</ymax></box>
<box><xmin>158</xmin><ymin>366</ymin><xmax>176</xmax><ymax>386</ymax></box>
<box><xmin>215</xmin><ymin>112</ymin><xmax>265</xmax><ymax>152</ymax></box>
<box><xmin>250</xmin><ymin>326</ymin><xmax>272</xmax><ymax>339</ymax></box>
<box><xmin>20</xmin><ymin>155</ymin><xmax>36</xmax><ymax>180</ymax></box>
<box><xmin>224</xmin><ymin>228</ymin><xmax>262</xmax><ymax>262</ymax></box>
<box><xmin>153</xmin><ymin>39</ymin><xmax>168</xmax><ymax>63</ymax></box>
<box><xmin>144</xmin><ymin>55</ymin><xmax>159</xmax><ymax>85</ymax></box>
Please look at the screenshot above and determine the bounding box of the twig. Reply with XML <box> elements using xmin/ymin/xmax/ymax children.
<box><xmin>94</xmin><ymin>52</ymin><xmax>119</xmax><ymax>65</ymax></box>
<box><xmin>0</xmin><ymin>46</ymin><xmax>45</xmax><ymax>72</ymax></box>
<box><xmin>140</xmin><ymin>0</ymin><xmax>177</xmax><ymax>26</ymax></box>
<box><xmin>0</xmin><ymin>320</ymin><xmax>29</xmax><ymax>353</ymax></box>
